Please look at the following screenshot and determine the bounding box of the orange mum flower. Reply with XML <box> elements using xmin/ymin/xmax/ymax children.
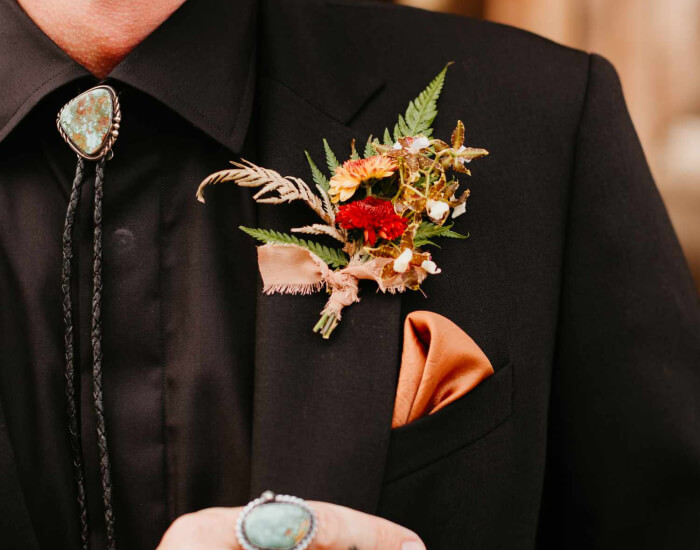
<box><xmin>328</xmin><ymin>155</ymin><xmax>397</xmax><ymax>203</ymax></box>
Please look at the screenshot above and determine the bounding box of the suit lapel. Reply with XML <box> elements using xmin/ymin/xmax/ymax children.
<box><xmin>248</xmin><ymin>0</ymin><xmax>401</xmax><ymax>513</ymax></box>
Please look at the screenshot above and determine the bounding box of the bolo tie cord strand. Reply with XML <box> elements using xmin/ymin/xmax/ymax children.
<box><xmin>62</xmin><ymin>157</ymin><xmax>90</xmax><ymax>550</ymax></box>
<box><xmin>61</xmin><ymin>157</ymin><xmax>117</xmax><ymax>550</ymax></box>
<box><xmin>92</xmin><ymin>157</ymin><xmax>116</xmax><ymax>550</ymax></box>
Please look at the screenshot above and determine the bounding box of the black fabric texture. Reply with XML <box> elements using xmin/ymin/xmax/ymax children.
<box><xmin>0</xmin><ymin>0</ymin><xmax>698</xmax><ymax>549</ymax></box>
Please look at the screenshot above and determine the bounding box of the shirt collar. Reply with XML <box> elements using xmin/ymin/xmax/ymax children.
<box><xmin>0</xmin><ymin>0</ymin><xmax>257</xmax><ymax>153</ymax></box>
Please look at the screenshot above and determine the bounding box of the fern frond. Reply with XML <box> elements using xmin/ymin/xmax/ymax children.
<box><xmin>414</xmin><ymin>221</ymin><xmax>468</xmax><ymax>248</ymax></box>
<box><xmin>306</xmin><ymin>152</ymin><xmax>336</xmax><ymax>221</ymax></box>
<box><xmin>196</xmin><ymin>169</ymin><xmax>238</xmax><ymax>202</ymax></box>
<box><xmin>363</xmin><ymin>135</ymin><xmax>376</xmax><ymax>158</ymax></box>
<box><xmin>239</xmin><ymin>227</ymin><xmax>349</xmax><ymax>268</ymax></box>
<box><xmin>393</xmin><ymin>64</ymin><xmax>450</xmax><ymax>140</ymax></box>
<box><xmin>316</xmin><ymin>184</ymin><xmax>336</xmax><ymax>223</ymax></box>
<box><xmin>393</xmin><ymin>114</ymin><xmax>409</xmax><ymax>142</ymax></box>
<box><xmin>383</xmin><ymin>127</ymin><xmax>393</xmax><ymax>146</ymax></box>
<box><xmin>413</xmin><ymin>239</ymin><xmax>439</xmax><ymax>248</ymax></box>
<box><xmin>291</xmin><ymin>224</ymin><xmax>346</xmax><ymax>243</ymax></box>
<box><xmin>441</xmin><ymin>228</ymin><xmax>469</xmax><ymax>239</ymax></box>
<box><xmin>305</xmin><ymin>151</ymin><xmax>329</xmax><ymax>191</ymax></box>
<box><xmin>197</xmin><ymin>160</ymin><xmax>331</xmax><ymax>224</ymax></box>
<box><xmin>323</xmin><ymin>139</ymin><xmax>340</xmax><ymax>176</ymax></box>
<box><xmin>350</xmin><ymin>140</ymin><xmax>360</xmax><ymax>160</ymax></box>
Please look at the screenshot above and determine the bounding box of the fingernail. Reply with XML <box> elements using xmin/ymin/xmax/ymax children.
<box><xmin>402</xmin><ymin>541</ymin><xmax>425</xmax><ymax>550</ymax></box>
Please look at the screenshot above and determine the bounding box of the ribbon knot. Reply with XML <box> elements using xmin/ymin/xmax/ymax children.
<box><xmin>324</xmin><ymin>271</ymin><xmax>360</xmax><ymax>316</ymax></box>
<box><xmin>256</xmin><ymin>243</ymin><xmax>427</xmax><ymax>334</ymax></box>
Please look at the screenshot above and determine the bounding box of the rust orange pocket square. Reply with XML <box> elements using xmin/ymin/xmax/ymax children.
<box><xmin>391</xmin><ymin>311</ymin><xmax>494</xmax><ymax>428</ymax></box>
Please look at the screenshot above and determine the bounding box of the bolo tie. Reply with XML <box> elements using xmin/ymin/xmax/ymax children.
<box><xmin>57</xmin><ymin>84</ymin><xmax>121</xmax><ymax>550</ymax></box>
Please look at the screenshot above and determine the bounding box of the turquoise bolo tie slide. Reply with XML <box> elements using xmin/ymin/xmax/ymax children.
<box><xmin>57</xmin><ymin>84</ymin><xmax>121</xmax><ymax>160</ymax></box>
<box><xmin>57</xmin><ymin>84</ymin><xmax>121</xmax><ymax>550</ymax></box>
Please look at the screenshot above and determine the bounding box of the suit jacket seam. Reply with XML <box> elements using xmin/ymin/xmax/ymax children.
<box><xmin>549</xmin><ymin>52</ymin><xmax>593</xmax><ymax>375</ymax></box>
<box><xmin>537</xmin><ymin>51</ymin><xmax>593</xmax><ymax>532</ymax></box>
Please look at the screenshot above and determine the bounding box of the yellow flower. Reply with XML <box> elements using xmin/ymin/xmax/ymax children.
<box><xmin>328</xmin><ymin>155</ymin><xmax>397</xmax><ymax>203</ymax></box>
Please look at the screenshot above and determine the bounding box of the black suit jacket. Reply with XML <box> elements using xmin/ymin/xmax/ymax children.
<box><xmin>1</xmin><ymin>0</ymin><xmax>699</xmax><ymax>548</ymax></box>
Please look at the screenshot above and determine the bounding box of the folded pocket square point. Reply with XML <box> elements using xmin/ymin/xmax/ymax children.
<box><xmin>392</xmin><ymin>311</ymin><xmax>494</xmax><ymax>428</ymax></box>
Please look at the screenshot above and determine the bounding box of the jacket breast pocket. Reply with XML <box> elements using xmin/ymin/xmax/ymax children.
<box><xmin>383</xmin><ymin>361</ymin><xmax>513</xmax><ymax>483</ymax></box>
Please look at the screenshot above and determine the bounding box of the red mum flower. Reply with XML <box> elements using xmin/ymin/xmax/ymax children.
<box><xmin>336</xmin><ymin>197</ymin><xmax>408</xmax><ymax>246</ymax></box>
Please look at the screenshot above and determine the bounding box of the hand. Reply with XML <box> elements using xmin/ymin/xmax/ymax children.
<box><xmin>157</xmin><ymin>501</ymin><xmax>425</xmax><ymax>550</ymax></box>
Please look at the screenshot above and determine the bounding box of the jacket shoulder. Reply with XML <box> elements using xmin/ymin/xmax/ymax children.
<box><xmin>329</xmin><ymin>0</ymin><xmax>591</xmax><ymax>113</ymax></box>
<box><xmin>325</xmin><ymin>0</ymin><xmax>591</xmax><ymax>141</ymax></box>
<box><xmin>329</xmin><ymin>0</ymin><xmax>588</xmax><ymax>67</ymax></box>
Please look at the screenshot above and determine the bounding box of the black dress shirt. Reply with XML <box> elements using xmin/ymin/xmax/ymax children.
<box><xmin>2</xmin><ymin>1</ymin><xmax>699</xmax><ymax>550</ymax></box>
<box><xmin>0</xmin><ymin>0</ymin><xmax>258</xmax><ymax>548</ymax></box>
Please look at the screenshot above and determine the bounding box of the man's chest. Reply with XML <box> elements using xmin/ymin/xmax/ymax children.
<box><xmin>0</xmin><ymin>97</ymin><xmax>260</xmax><ymax>548</ymax></box>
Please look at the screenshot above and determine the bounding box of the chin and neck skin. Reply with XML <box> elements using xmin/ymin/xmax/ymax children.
<box><xmin>16</xmin><ymin>0</ymin><xmax>188</xmax><ymax>78</ymax></box>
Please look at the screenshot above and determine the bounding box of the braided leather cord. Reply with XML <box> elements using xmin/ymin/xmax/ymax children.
<box><xmin>92</xmin><ymin>158</ymin><xmax>117</xmax><ymax>550</ymax></box>
<box><xmin>61</xmin><ymin>157</ymin><xmax>91</xmax><ymax>550</ymax></box>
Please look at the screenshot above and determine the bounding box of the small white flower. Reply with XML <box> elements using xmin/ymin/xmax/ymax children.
<box><xmin>452</xmin><ymin>201</ymin><xmax>467</xmax><ymax>219</ymax></box>
<box><xmin>392</xmin><ymin>141</ymin><xmax>402</xmax><ymax>150</ymax></box>
<box><xmin>407</xmin><ymin>136</ymin><xmax>431</xmax><ymax>154</ymax></box>
<box><xmin>421</xmin><ymin>260</ymin><xmax>441</xmax><ymax>275</ymax></box>
<box><xmin>393</xmin><ymin>248</ymin><xmax>413</xmax><ymax>273</ymax></box>
<box><xmin>426</xmin><ymin>199</ymin><xmax>450</xmax><ymax>223</ymax></box>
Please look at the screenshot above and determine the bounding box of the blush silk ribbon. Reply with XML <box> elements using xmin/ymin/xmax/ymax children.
<box><xmin>256</xmin><ymin>243</ymin><xmax>426</xmax><ymax>319</ymax></box>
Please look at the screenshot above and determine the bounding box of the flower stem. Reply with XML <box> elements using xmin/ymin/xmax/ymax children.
<box><xmin>313</xmin><ymin>312</ymin><xmax>330</xmax><ymax>333</ymax></box>
<box><xmin>321</xmin><ymin>311</ymin><xmax>335</xmax><ymax>333</ymax></box>
<box><xmin>313</xmin><ymin>311</ymin><xmax>339</xmax><ymax>338</ymax></box>
<box><xmin>322</xmin><ymin>314</ymin><xmax>339</xmax><ymax>339</ymax></box>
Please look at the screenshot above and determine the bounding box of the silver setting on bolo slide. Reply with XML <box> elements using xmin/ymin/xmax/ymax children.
<box><xmin>236</xmin><ymin>491</ymin><xmax>318</xmax><ymax>550</ymax></box>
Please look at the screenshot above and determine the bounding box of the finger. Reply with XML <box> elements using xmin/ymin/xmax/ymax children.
<box><xmin>157</xmin><ymin>507</ymin><xmax>242</xmax><ymax>550</ymax></box>
<box><xmin>309</xmin><ymin>501</ymin><xmax>425</xmax><ymax>550</ymax></box>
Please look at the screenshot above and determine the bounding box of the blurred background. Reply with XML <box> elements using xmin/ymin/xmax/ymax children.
<box><xmin>386</xmin><ymin>0</ymin><xmax>700</xmax><ymax>292</ymax></box>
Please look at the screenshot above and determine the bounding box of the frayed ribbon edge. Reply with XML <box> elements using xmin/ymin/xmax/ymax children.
<box><xmin>262</xmin><ymin>281</ymin><xmax>325</xmax><ymax>296</ymax></box>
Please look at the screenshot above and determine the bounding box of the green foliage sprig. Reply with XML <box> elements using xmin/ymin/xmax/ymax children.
<box><xmin>414</xmin><ymin>221</ymin><xmax>469</xmax><ymax>248</ymax></box>
<box><xmin>392</xmin><ymin>64</ymin><xmax>449</xmax><ymax>141</ymax></box>
<box><xmin>239</xmin><ymin>226</ymin><xmax>349</xmax><ymax>268</ymax></box>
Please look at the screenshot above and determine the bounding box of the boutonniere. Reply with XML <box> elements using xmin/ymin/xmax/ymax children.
<box><xmin>197</xmin><ymin>65</ymin><xmax>488</xmax><ymax>338</ymax></box>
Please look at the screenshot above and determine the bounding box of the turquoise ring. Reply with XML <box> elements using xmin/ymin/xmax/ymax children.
<box><xmin>236</xmin><ymin>491</ymin><xmax>318</xmax><ymax>550</ymax></box>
